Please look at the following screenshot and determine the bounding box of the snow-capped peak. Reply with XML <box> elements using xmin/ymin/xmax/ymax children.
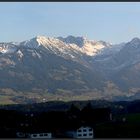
<box><xmin>20</xmin><ymin>37</ymin><xmax>40</xmax><ymax>48</ymax></box>
<box><xmin>57</xmin><ymin>35</ymin><xmax>113</xmax><ymax>56</ymax></box>
<box><xmin>36</xmin><ymin>35</ymin><xmax>61</xmax><ymax>47</ymax></box>
<box><xmin>19</xmin><ymin>35</ymin><xmax>84</xmax><ymax>61</ymax></box>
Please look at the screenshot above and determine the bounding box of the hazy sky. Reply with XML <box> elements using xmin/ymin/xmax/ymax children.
<box><xmin>1</xmin><ymin>2</ymin><xmax>140</xmax><ymax>43</ymax></box>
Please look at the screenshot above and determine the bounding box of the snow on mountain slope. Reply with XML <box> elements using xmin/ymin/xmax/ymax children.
<box><xmin>0</xmin><ymin>43</ymin><xmax>17</xmax><ymax>54</ymax></box>
<box><xmin>0</xmin><ymin>36</ymin><xmax>126</xmax><ymax>68</ymax></box>
<box><xmin>0</xmin><ymin>35</ymin><xmax>126</xmax><ymax>58</ymax></box>
<box><xmin>58</xmin><ymin>35</ymin><xmax>113</xmax><ymax>56</ymax></box>
<box><xmin>57</xmin><ymin>36</ymin><xmax>85</xmax><ymax>48</ymax></box>
<box><xmin>94</xmin><ymin>42</ymin><xmax>125</xmax><ymax>61</ymax></box>
<box><xmin>81</xmin><ymin>40</ymin><xmax>110</xmax><ymax>56</ymax></box>
<box><xmin>0</xmin><ymin>35</ymin><xmax>121</xmax><ymax>59</ymax></box>
<box><xmin>20</xmin><ymin>36</ymin><xmax>84</xmax><ymax>58</ymax></box>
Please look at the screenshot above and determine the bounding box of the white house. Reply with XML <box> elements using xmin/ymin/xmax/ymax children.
<box><xmin>29</xmin><ymin>132</ymin><xmax>52</xmax><ymax>139</ymax></box>
<box><xmin>66</xmin><ymin>126</ymin><xmax>94</xmax><ymax>138</ymax></box>
<box><xmin>16</xmin><ymin>132</ymin><xmax>26</xmax><ymax>138</ymax></box>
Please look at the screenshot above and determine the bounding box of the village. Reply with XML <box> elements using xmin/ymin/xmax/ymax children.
<box><xmin>0</xmin><ymin>103</ymin><xmax>112</xmax><ymax>139</ymax></box>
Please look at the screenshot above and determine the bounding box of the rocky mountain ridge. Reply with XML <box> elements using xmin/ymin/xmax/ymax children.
<box><xmin>0</xmin><ymin>35</ymin><xmax>139</xmax><ymax>104</ymax></box>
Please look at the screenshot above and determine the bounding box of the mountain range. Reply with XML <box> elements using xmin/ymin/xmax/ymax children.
<box><xmin>0</xmin><ymin>35</ymin><xmax>140</xmax><ymax>104</ymax></box>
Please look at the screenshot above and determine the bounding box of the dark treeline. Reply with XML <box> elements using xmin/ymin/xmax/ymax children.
<box><xmin>0</xmin><ymin>102</ymin><xmax>111</xmax><ymax>138</ymax></box>
<box><xmin>0</xmin><ymin>100</ymin><xmax>140</xmax><ymax>138</ymax></box>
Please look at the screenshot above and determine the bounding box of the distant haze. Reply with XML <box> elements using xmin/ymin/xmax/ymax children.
<box><xmin>0</xmin><ymin>2</ymin><xmax>140</xmax><ymax>44</ymax></box>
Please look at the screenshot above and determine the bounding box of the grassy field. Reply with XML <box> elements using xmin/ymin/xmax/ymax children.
<box><xmin>0</xmin><ymin>96</ymin><xmax>16</xmax><ymax>104</ymax></box>
<box><xmin>95</xmin><ymin>113</ymin><xmax>140</xmax><ymax>138</ymax></box>
<box><xmin>116</xmin><ymin>113</ymin><xmax>140</xmax><ymax>123</ymax></box>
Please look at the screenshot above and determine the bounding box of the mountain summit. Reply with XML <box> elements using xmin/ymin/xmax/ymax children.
<box><xmin>130</xmin><ymin>37</ymin><xmax>140</xmax><ymax>44</ymax></box>
<box><xmin>58</xmin><ymin>35</ymin><xmax>86</xmax><ymax>47</ymax></box>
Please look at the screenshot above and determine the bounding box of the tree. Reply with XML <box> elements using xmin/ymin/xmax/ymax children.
<box><xmin>68</xmin><ymin>104</ymin><xmax>80</xmax><ymax>115</ymax></box>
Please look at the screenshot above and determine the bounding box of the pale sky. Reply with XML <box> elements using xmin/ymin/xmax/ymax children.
<box><xmin>0</xmin><ymin>2</ymin><xmax>140</xmax><ymax>44</ymax></box>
